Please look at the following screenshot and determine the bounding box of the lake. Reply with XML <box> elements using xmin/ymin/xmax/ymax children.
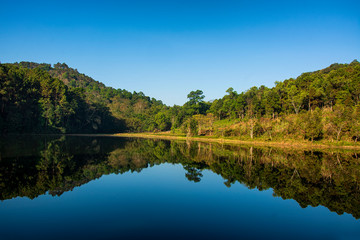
<box><xmin>0</xmin><ymin>135</ymin><xmax>360</xmax><ymax>239</ymax></box>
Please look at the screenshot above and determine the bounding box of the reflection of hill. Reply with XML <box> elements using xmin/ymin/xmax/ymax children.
<box><xmin>1</xmin><ymin>136</ymin><xmax>360</xmax><ymax>219</ymax></box>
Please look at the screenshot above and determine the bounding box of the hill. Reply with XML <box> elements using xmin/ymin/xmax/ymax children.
<box><xmin>1</xmin><ymin>60</ymin><xmax>359</xmax><ymax>144</ymax></box>
<box><xmin>0</xmin><ymin>62</ymin><xmax>167</xmax><ymax>133</ymax></box>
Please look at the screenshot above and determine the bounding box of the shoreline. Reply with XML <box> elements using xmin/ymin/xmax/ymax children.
<box><xmin>112</xmin><ymin>133</ymin><xmax>360</xmax><ymax>151</ymax></box>
<box><xmin>11</xmin><ymin>132</ymin><xmax>359</xmax><ymax>150</ymax></box>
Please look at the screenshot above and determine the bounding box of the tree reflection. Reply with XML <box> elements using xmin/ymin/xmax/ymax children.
<box><xmin>184</xmin><ymin>166</ymin><xmax>203</xmax><ymax>183</ymax></box>
<box><xmin>0</xmin><ymin>136</ymin><xmax>360</xmax><ymax>219</ymax></box>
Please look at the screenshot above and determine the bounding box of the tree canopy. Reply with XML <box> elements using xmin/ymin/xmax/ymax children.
<box><xmin>1</xmin><ymin>60</ymin><xmax>360</xmax><ymax>143</ymax></box>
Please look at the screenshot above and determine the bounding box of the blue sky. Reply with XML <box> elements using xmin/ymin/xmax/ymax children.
<box><xmin>1</xmin><ymin>0</ymin><xmax>359</xmax><ymax>105</ymax></box>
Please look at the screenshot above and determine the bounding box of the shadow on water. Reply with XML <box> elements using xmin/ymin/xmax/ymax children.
<box><xmin>1</xmin><ymin>135</ymin><xmax>360</xmax><ymax>219</ymax></box>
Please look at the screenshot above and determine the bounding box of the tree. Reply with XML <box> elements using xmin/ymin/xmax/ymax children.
<box><xmin>209</xmin><ymin>99</ymin><xmax>224</xmax><ymax>120</ymax></box>
<box><xmin>287</xmin><ymin>82</ymin><xmax>306</xmax><ymax>114</ymax></box>
<box><xmin>226</xmin><ymin>87</ymin><xmax>237</xmax><ymax>97</ymax></box>
<box><xmin>304</xmin><ymin>108</ymin><xmax>323</xmax><ymax>141</ymax></box>
<box><xmin>187</xmin><ymin>90</ymin><xmax>205</xmax><ymax>105</ymax></box>
<box><xmin>351</xmin><ymin>105</ymin><xmax>360</xmax><ymax>142</ymax></box>
<box><xmin>263</xmin><ymin>89</ymin><xmax>280</xmax><ymax>118</ymax></box>
<box><xmin>185</xmin><ymin>90</ymin><xmax>208</xmax><ymax>115</ymax></box>
<box><xmin>260</xmin><ymin>117</ymin><xmax>274</xmax><ymax>140</ymax></box>
<box><xmin>154</xmin><ymin>112</ymin><xmax>170</xmax><ymax>131</ymax></box>
<box><xmin>328</xmin><ymin>105</ymin><xmax>351</xmax><ymax>141</ymax></box>
<box><xmin>248</xmin><ymin>118</ymin><xmax>258</xmax><ymax>139</ymax></box>
<box><xmin>182</xmin><ymin>117</ymin><xmax>198</xmax><ymax>137</ymax></box>
<box><xmin>184</xmin><ymin>165</ymin><xmax>203</xmax><ymax>183</ymax></box>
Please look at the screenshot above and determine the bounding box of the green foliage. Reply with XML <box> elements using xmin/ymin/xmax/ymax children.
<box><xmin>181</xmin><ymin>117</ymin><xmax>198</xmax><ymax>137</ymax></box>
<box><xmin>181</xmin><ymin>60</ymin><xmax>360</xmax><ymax>143</ymax></box>
<box><xmin>2</xmin><ymin>59</ymin><xmax>360</xmax><ymax>142</ymax></box>
<box><xmin>187</xmin><ymin>90</ymin><xmax>205</xmax><ymax>105</ymax></box>
<box><xmin>1</xmin><ymin>62</ymin><xmax>167</xmax><ymax>133</ymax></box>
<box><xmin>287</xmin><ymin>83</ymin><xmax>306</xmax><ymax>114</ymax></box>
<box><xmin>183</xmin><ymin>90</ymin><xmax>209</xmax><ymax>116</ymax></box>
<box><xmin>154</xmin><ymin>112</ymin><xmax>171</xmax><ymax>131</ymax></box>
<box><xmin>304</xmin><ymin>108</ymin><xmax>323</xmax><ymax>141</ymax></box>
<box><xmin>351</xmin><ymin>105</ymin><xmax>360</xmax><ymax>142</ymax></box>
<box><xmin>326</xmin><ymin>105</ymin><xmax>352</xmax><ymax>141</ymax></box>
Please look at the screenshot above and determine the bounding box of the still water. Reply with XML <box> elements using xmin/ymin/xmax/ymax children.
<box><xmin>0</xmin><ymin>136</ymin><xmax>360</xmax><ymax>239</ymax></box>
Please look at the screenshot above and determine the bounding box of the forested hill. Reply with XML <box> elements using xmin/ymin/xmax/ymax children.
<box><xmin>1</xmin><ymin>60</ymin><xmax>360</xmax><ymax>143</ymax></box>
<box><xmin>198</xmin><ymin>59</ymin><xmax>360</xmax><ymax>143</ymax></box>
<box><xmin>0</xmin><ymin>62</ymin><xmax>168</xmax><ymax>133</ymax></box>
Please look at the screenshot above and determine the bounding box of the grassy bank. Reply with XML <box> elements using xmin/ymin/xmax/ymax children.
<box><xmin>113</xmin><ymin>132</ymin><xmax>360</xmax><ymax>151</ymax></box>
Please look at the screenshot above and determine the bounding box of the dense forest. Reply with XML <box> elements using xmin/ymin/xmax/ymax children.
<box><xmin>0</xmin><ymin>60</ymin><xmax>359</xmax><ymax>143</ymax></box>
<box><xmin>0</xmin><ymin>62</ymin><xmax>166</xmax><ymax>133</ymax></box>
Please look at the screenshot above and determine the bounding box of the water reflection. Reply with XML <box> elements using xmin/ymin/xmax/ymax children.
<box><xmin>1</xmin><ymin>135</ymin><xmax>360</xmax><ymax>219</ymax></box>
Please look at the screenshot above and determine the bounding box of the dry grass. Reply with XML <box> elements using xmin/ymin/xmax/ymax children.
<box><xmin>113</xmin><ymin>132</ymin><xmax>360</xmax><ymax>151</ymax></box>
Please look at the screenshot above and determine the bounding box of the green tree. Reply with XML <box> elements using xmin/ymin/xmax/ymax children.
<box><xmin>328</xmin><ymin>105</ymin><xmax>351</xmax><ymax>141</ymax></box>
<box><xmin>187</xmin><ymin>90</ymin><xmax>205</xmax><ymax>105</ymax></box>
<box><xmin>351</xmin><ymin>105</ymin><xmax>360</xmax><ymax>142</ymax></box>
<box><xmin>184</xmin><ymin>90</ymin><xmax>208</xmax><ymax>115</ymax></box>
<box><xmin>155</xmin><ymin>112</ymin><xmax>171</xmax><ymax>131</ymax></box>
<box><xmin>304</xmin><ymin>108</ymin><xmax>323</xmax><ymax>141</ymax></box>
<box><xmin>287</xmin><ymin>82</ymin><xmax>306</xmax><ymax>114</ymax></box>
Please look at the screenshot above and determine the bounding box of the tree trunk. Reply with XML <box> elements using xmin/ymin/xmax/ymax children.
<box><xmin>292</xmin><ymin>101</ymin><xmax>299</xmax><ymax>114</ymax></box>
<box><xmin>336</xmin><ymin>127</ymin><xmax>342</xmax><ymax>141</ymax></box>
<box><xmin>249</xmin><ymin>119</ymin><xmax>254</xmax><ymax>139</ymax></box>
<box><xmin>187</xmin><ymin>124</ymin><xmax>191</xmax><ymax>137</ymax></box>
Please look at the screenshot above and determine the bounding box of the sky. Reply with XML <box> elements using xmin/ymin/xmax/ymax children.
<box><xmin>1</xmin><ymin>0</ymin><xmax>359</xmax><ymax>106</ymax></box>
